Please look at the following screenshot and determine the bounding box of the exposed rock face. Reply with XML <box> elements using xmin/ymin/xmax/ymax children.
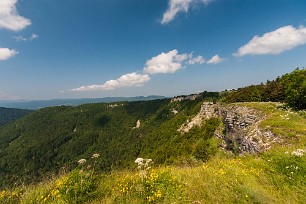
<box><xmin>220</xmin><ymin>106</ymin><xmax>259</xmax><ymax>133</ymax></box>
<box><xmin>133</xmin><ymin>120</ymin><xmax>141</xmax><ymax>129</ymax></box>
<box><xmin>178</xmin><ymin>102</ymin><xmax>282</xmax><ymax>154</ymax></box>
<box><xmin>178</xmin><ymin>102</ymin><xmax>217</xmax><ymax>133</ymax></box>
<box><xmin>171</xmin><ymin>94</ymin><xmax>201</xmax><ymax>102</ymax></box>
<box><xmin>171</xmin><ymin>109</ymin><xmax>179</xmax><ymax>115</ymax></box>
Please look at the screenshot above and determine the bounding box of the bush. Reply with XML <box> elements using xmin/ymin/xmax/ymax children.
<box><xmin>194</xmin><ymin>137</ymin><xmax>219</xmax><ymax>161</ymax></box>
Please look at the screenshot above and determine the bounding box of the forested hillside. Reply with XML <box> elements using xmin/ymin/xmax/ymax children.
<box><xmin>222</xmin><ymin>68</ymin><xmax>306</xmax><ymax>110</ymax></box>
<box><xmin>0</xmin><ymin>108</ymin><xmax>33</xmax><ymax>127</ymax></box>
<box><xmin>0</xmin><ymin>92</ymin><xmax>220</xmax><ymax>188</ymax></box>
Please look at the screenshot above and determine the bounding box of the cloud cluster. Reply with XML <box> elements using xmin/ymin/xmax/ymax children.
<box><xmin>0</xmin><ymin>0</ymin><xmax>31</xmax><ymax>31</ymax></box>
<box><xmin>188</xmin><ymin>55</ymin><xmax>205</xmax><ymax>65</ymax></box>
<box><xmin>0</xmin><ymin>48</ymin><xmax>18</xmax><ymax>61</ymax></box>
<box><xmin>71</xmin><ymin>73</ymin><xmax>150</xmax><ymax>92</ymax></box>
<box><xmin>0</xmin><ymin>0</ymin><xmax>32</xmax><ymax>62</ymax></box>
<box><xmin>161</xmin><ymin>0</ymin><xmax>213</xmax><ymax>24</ymax></box>
<box><xmin>72</xmin><ymin>50</ymin><xmax>215</xmax><ymax>92</ymax></box>
<box><xmin>143</xmin><ymin>50</ymin><xmax>189</xmax><ymax>74</ymax></box>
<box><xmin>14</xmin><ymin>33</ymin><xmax>38</xmax><ymax>42</ymax></box>
<box><xmin>234</xmin><ymin>25</ymin><xmax>306</xmax><ymax>56</ymax></box>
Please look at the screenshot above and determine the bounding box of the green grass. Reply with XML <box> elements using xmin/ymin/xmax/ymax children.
<box><xmin>233</xmin><ymin>102</ymin><xmax>306</xmax><ymax>145</ymax></box>
<box><xmin>3</xmin><ymin>150</ymin><xmax>305</xmax><ymax>204</ymax></box>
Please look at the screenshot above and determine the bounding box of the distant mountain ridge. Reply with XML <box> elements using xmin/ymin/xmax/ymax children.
<box><xmin>0</xmin><ymin>95</ymin><xmax>166</xmax><ymax>110</ymax></box>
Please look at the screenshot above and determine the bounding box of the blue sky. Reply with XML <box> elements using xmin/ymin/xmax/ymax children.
<box><xmin>0</xmin><ymin>0</ymin><xmax>306</xmax><ymax>100</ymax></box>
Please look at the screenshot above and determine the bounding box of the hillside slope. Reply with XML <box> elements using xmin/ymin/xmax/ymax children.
<box><xmin>0</xmin><ymin>107</ymin><xmax>33</xmax><ymax>127</ymax></box>
<box><xmin>0</xmin><ymin>92</ymin><xmax>222</xmax><ymax>188</ymax></box>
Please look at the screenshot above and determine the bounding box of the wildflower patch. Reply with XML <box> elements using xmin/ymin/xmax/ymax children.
<box><xmin>113</xmin><ymin>158</ymin><xmax>183</xmax><ymax>203</ymax></box>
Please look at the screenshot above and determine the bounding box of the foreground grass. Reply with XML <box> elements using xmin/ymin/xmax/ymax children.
<box><xmin>1</xmin><ymin>148</ymin><xmax>305</xmax><ymax>204</ymax></box>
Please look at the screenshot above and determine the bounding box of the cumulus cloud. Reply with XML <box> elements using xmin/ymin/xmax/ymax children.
<box><xmin>207</xmin><ymin>54</ymin><xmax>224</xmax><ymax>64</ymax></box>
<box><xmin>71</xmin><ymin>50</ymin><xmax>206</xmax><ymax>92</ymax></box>
<box><xmin>0</xmin><ymin>47</ymin><xmax>18</xmax><ymax>61</ymax></box>
<box><xmin>143</xmin><ymin>50</ymin><xmax>190</xmax><ymax>74</ymax></box>
<box><xmin>14</xmin><ymin>33</ymin><xmax>39</xmax><ymax>42</ymax></box>
<box><xmin>71</xmin><ymin>72</ymin><xmax>150</xmax><ymax>92</ymax></box>
<box><xmin>161</xmin><ymin>0</ymin><xmax>213</xmax><ymax>24</ymax></box>
<box><xmin>0</xmin><ymin>0</ymin><xmax>31</xmax><ymax>31</ymax></box>
<box><xmin>188</xmin><ymin>55</ymin><xmax>205</xmax><ymax>64</ymax></box>
<box><xmin>234</xmin><ymin>25</ymin><xmax>306</xmax><ymax>57</ymax></box>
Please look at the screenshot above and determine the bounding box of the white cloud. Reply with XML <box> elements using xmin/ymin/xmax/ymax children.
<box><xmin>13</xmin><ymin>35</ymin><xmax>26</xmax><ymax>41</ymax></box>
<box><xmin>0</xmin><ymin>0</ymin><xmax>31</xmax><ymax>31</ymax></box>
<box><xmin>207</xmin><ymin>54</ymin><xmax>223</xmax><ymax>64</ymax></box>
<box><xmin>71</xmin><ymin>72</ymin><xmax>150</xmax><ymax>92</ymax></box>
<box><xmin>30</xmin><ymin>33</ymin><xmax>38</xmax><ymax>40</ymax></box>
<box><xmin>71</xmin><ymin>50</ymin><xmax>206</xmax><ymax>92</ymax></box>
<box><xmin>161</xmin><ymin>0</ymin><xmax>213</xmax><ymax>24</ymax></box>
<box><xmin>234</xmin><ymin>25</ymin><xmax>306</xmax><ymax>57</ymax></box>
<box><xmin>0</xmin><ymin>91</ymin><xmax>19</xmax><ymax>100</ymax></box>
<box><xmin>0</xmin><ymin>47</ymin><xmax>18</xmax><ymax>61</ymax></box>
<box><xmin>14</xmin><ymin>33</ymin><xmax>39</xmax><ymax>42</ymax></box>
<box><xmin>143</xmin><ymin>50</ymin><xmax>190</xmax><ymax>74</ymax></box>
<box><xmin>188</xmin><ymin>55</ymin><xmax>205</xmax><ymax>64</ymax></box>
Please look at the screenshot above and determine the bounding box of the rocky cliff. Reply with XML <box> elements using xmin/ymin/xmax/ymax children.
<box><xmin>178</xmin><ymin>102</ymin><xmax>282</xmax><ymax>153</ymax></box>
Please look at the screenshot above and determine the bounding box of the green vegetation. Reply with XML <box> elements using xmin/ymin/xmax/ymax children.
<box><xmin>0</xmin><ymin>68</ymin><xmax>305</xmax><ymax>203</ymax></box>
<box><xmin>0</xmin><ymin>92</ymin><xmax>221</xmax><ymax>188</ymax></box>
<box><xmin>2</xmin><ymin>148</ymin><xmax>306</xmax><ymax>203</ymax></box>
<box><xmin>222</xmin><ymin>68</ymin><xmax>306</xmax><ymax>110</ymax></box>
<box><xmin>0</xmin><ymin>107</ymin><xmax>33</xmax><ymax>127</ymax></box>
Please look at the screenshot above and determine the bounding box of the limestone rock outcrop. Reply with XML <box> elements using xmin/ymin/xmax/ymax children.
<box><xmin>178</xmin><ymin>102</ymin><xmax>282</xmax><ymax>154</ymax></box>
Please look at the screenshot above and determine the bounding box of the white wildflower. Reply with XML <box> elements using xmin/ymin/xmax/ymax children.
<box><xmin>78</xmin><ymin>159</ymin><xmax>86</xmax><ymax>164</ymax></box>
<box><xmin>135</xmin><ymin>158</ymin><xmax>144</xmax><ymax>165</ymax></box>
<box><xmin>135</xmin><ymin>158</ymin><xmax>153</xmax><ymax>179</ymax></box>
<box><xmin>92</xmin><ymin>153</ymin><xmax>100</xmax><ymax>159</ymax></box>
<box><xmin>144</xmin><ymin>159</ymin><xmax>152</xmax><ymax>168</ymax></box>
<box><xmin>296</xmin><ymin>149</ymin><xmax>305</xmax><ymax>153</ymax></box>
<box><xmin>292</xmin><ymin>149</ymin><xmax>304</xmax><ymax>157</ymax></box>
<box><xmin>285</xmin><ymin>151</ymin><xmax>289</xmax><ymax>154</ymax></box>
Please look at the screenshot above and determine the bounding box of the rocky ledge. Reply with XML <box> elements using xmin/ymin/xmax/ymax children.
<box><xmin>178</xmin><ymin>102</ymin><xmax>282</xmax><ymax>154</ymax></box>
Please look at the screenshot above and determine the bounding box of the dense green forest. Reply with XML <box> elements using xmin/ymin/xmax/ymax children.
<box><xmin>0</xmin><ymin>108</ymin><xmax>33</xmax><ymax>127</ymax></box>
<box><xmin>222</xmin><ymin>68</ymin><xmax>306</xmax><ymax>110</ymax></box>
<box><xmin>0</xmin><ymin>92</ymin><xmax>220</xmax><ymax>188</ymax></box>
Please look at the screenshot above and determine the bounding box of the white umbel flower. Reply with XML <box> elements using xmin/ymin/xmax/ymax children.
<box><xmin>135</xmin><ymin>158</ymin><xmax>144</xmax><ymax>165</ymax></box>
<box><xmin>92</xmin><ymin>153</ymin><xmax>100</xmax><ymax>159</ymax></box>
<box><xmin>292</xmin><ymin>149</ymin><xmax>304</xmax><ymax>157</ymax></box>
<box><xmin>78</xmin><ymin>159</ymin><xmax>86</xmax><ymax>164</ymax></box>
